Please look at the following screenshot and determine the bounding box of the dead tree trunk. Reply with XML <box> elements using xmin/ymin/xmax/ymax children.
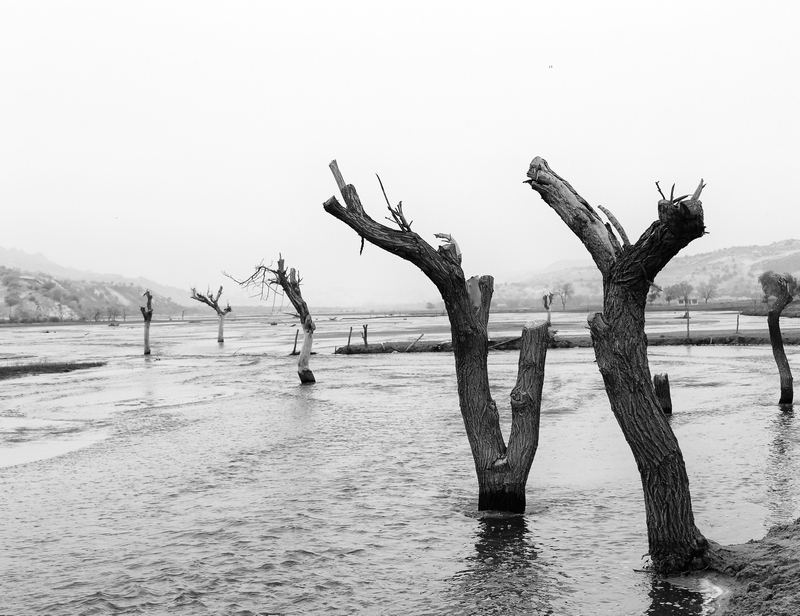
<box><xmin>217</xmin><ymin>313</ymin><xmax>226</xmax><ymax>342</ymax></box>
<box><xmin>759</xmin><ymin>272</ymin><xmax>796</xmax><ymax>404</ymax></box>
<box><xmin>653</xmin><ymin>373</ymin><xmax>672</xmax><ymax>414</ymax></box>
<box><xmin>140</xmin><ymin>290</ymin><xmax>153</xmax><ymax>355</ymax></box>
<box><xmin>190</xmin><ymin>286</ymin><xmax>232</xmax><ymax>342</ymax></box>
<box><xmin>526</xmin><ymin>157</ymin><xmax>708</xmax><ymax>573</ymax></box>
<box><xmin>323</xmin><ymin>160</ymin><xmax>549</xmax><ymax>512</ymax></box>
<box><xmin>542</xmin><ymin>292</ymin><xmax>554</xmax><ymax>324</ymax></box>
<box><xmin>232</xmin><ymin>256</ymin><xmax>316</xmax><ymax>384</ymax></box>
<box><xmin>271</xmin><ymin>258</ymin><xmax>315</xmax><ymax>384</ymax></box>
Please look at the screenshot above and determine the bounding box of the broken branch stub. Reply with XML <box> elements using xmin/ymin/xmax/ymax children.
<box><xmin>525</xmin><ymin>157</ymin><xmax>617</xmax><ymax>274</ymax></box>
<box><xmin>140</xmin><ymin>290</ymin><xmax>153</xmax><ymax>322</ymax></box>
<box><xmin>598</xmin><ymin>205</ymin><xmax>631</xmax><ymax>247</ymax></box>
<box><xmin>323</xmin><ymin>162</ymin><xmax>460</xmax><ymax>295</ymax></box>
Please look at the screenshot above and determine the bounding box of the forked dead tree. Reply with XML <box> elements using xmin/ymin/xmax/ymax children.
<box><xmin>525</xmin><ymin>157</ymin><xmax>708</xmax><ymax>573</ymax></box>
<box><xmin>233</xmin><ymin>256</ymin><xmax>316</xmax><ymax>384</ymax></box>
<box><xmin>324</xmin><ymin>160</ymin><xmax>549</xmax><ymax>513</ymax></box>
<box><xmin>140</xmin><ymin>290</ymin><xmax>153</xmax><ymax>355</ymax></box>
<box><xmin>759</xmin><ymin>271</ymin><xmax>797</xmax><ymax>404</ymax></box>
<box><xmin>191</xmin><ymin>286</ymin><xmax>232</xmax><ymax>343</ymax></box>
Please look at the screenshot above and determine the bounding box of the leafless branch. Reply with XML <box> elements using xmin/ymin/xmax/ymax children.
<box><xmin>190</xmin><ymin>285</ymin><xmax>232</xmax><ymax>315</ymax></box>
<box><xmin>377</xmin><ymin>174</ymin><xmax>413</xmax><ymax>232</ymax></box>
<box><xmin>227</xmin><ymin>255</ymin><xmax>312</xmax><ymax>323</ymax></box>
<box><xmin>598</xmin><ymin>205</ymin><xmax>631</xmax><ymax>247</ymax></box>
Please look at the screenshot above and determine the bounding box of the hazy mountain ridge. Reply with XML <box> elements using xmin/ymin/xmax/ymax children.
<box><xmin>4</xmin><ymin>241</ymin><xmax>800</xmax><ymax>316</ymax></box>
<box><xmin>0</xmin><ymin>265</ymin><xmax>185</xmax><ymax>323</ymax></box>
<box><xmin>492</xmin><ymin>239</ymin><xmax>800</xmax><ymax>309</ymax></box>
<box><xmin>0</xmin><ymin>246</ymin><xmax>193</xmax><ymax>307</ymax></box>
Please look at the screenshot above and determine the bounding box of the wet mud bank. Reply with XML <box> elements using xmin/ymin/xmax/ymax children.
<box><xmin>335</xmin><ymin>331</ymin><xmax>800</xmax><ymax>354</ymax></box>
<box><xmin>0</xmin><ymin>361</ymin><xmax>105</xmax><ymax>380</ymax></box>
<box><xmin>712</xmin><ymin>517</ymin><xmax>800</xmax><ymax>615</ymax></box>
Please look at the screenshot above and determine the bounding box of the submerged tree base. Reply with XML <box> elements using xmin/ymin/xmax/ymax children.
<box><xmin>478</xmin><ymin>486</ymin><xmax>526</xmax><ymax>514</ymax></box>
<box><xmin>298</xmin><ymin>369</ymin><xmax>315</xmax><ymax>384</ymax></box>
<box><xmin>0</xmin><ymin>361</ymin><xmax>106</xmax><ymax>380</ymax></box>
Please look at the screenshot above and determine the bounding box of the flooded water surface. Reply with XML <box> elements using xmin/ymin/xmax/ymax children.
<box><xmin>2</xmin><ymin>312</ymin><xmax>799</xmax><ymax>615</ymax></box>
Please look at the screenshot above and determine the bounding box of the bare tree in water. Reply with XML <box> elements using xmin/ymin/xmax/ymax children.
<box><xmin>324</xmin><ymin>160</ymin><xmax>549</xmax><ymax>513</ymax></box>
<box><xmin>759</xmin><ymin>271</ymin><xmax>797</xmax><ymax>404</ymax></box>
<box><xmin>525</xmin><ymin>157</ymin><xmax>708</xmax><ymax>574</ymax></box>
<box><xmin>233</xmin><ymin>256</ymin><xmax>316</xmax><ymax>384</ymax></box>
<box><xmin>140</xmin><ymin>290</ymin><xmax>153</xmax><ymax>355</ymax></box>
<box><xmin>191</xmin><ymin>286</ymin><xmax>232</xmax><ymax>343</ymax></box>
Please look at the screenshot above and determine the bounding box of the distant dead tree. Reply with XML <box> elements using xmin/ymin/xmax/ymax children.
<box><xmin>759</xmin><ymin>271</ymin><xmax>797</xmax><ymax>404</ymax></box>
<box><xmin>526</xmin><ymin>156</ymin><xmax>708</xmax><ymax>574</ymax></box>
<box><xmin>232</xmin><ymin>255</ymin><xmax>316</xmax><ymax>384</ymax></box>
<box><xmin>190</xmin><ymin>286</ymin><xmax>232</xmax><ymax>343</ymax></box>
<box><xmin>555</xmin><ymin>282</ymin><xmax>574</xmax><ymax>310</ymax></box>
<box><xmin>324</xmin><ymin>160</ymin><xmax>549</xmax><ymax>513</ymax></box>
<box><xmin>140</xmin><ymin>290</ymin><xmax>153</xmax><ymax>355</ymax></box>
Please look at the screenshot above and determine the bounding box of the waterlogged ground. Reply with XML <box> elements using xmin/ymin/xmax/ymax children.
<box><xmin>2</xmin><ymin>311</ymin><xmax>800</xmax><ymax>615</ymax></box>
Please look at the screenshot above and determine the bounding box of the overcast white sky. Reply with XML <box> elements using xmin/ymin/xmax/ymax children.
<box><xmin>1</xmin><ymin>1</ymin><xmax>798</xmax><ymax>307</ymax></box>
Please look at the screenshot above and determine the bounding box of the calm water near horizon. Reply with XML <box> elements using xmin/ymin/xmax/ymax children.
<box><xmin>2</xmin><ymin>312</ymin><xmax>799</xmax><ymax>614</ymax></box>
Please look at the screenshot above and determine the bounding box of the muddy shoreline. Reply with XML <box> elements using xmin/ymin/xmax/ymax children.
<box><xmin>335</xmin><ymin>328</ymin><xmax>800</xmax><ymax>354</ymax></box>
<box><xmin>709</xmin><ymin>517</ymin><xmax>800</xmax><ymax>615</ymax></box>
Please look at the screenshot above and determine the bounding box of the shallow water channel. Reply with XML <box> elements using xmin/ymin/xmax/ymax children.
<box><xmin>2</xmin><ymin>312</ymin><xmax>800</xmax><ymax>615</ymax></box>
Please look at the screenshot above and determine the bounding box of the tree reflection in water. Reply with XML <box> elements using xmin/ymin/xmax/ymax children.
<box><xmin>766</xmin><ymin>405</ymin><xmax>799</xmax><ymax>527</ymax></box>
<box><xmin>450</xmin><ymin>515</ymin><xmax>557</xmax><ymax>615</ymax></box>
<box><xmin>645</xmin><ymin>576</ymin><xmax>717</xmax><ymax>615</ymax></box>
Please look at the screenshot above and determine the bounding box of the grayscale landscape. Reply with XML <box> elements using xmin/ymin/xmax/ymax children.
<box><xmin>2</xmin><ymin>3</ymin><xmax>800</xmax><ymax>615</ymax></box>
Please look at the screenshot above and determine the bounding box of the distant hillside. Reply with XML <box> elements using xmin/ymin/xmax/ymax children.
<box><xmin>659</xmin><ymin>239</ymin><xmax>800</xmax><ymax>299</ymax></box>
<box><xmin>0</xmin><ymin>246</ymin><xmax>193</xmax><ymax>307</ymax></box>
<box><xmin>0</xmin><ymin>265</ymin><xmax>185</xmax><ymax>323</ymax></box>
<box><xmin>491</xmin><ymin>239</ymin><xmax>800</xmax><ymax>310</ymax></box>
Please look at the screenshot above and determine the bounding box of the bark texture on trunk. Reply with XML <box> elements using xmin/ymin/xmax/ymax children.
<box><xmin>324</xmin><ymin>160</ymin><xmax>549</xmax><ymax>512</ymax></box>
<box><xmin>653</xmin><ymin>374</ymin><xmax>672</xmax><ymax>414</ymax></box>
<box><xmin>526</xmin><ymin>156</ymin><xmax>708</xmax><ymax>573</ymax></box>
<box><xmin>143</xmin><ymin>321</ymin><xmax>151</xmax><ymax>355</ymax></box>
<box><xmin>759</xmin><ymin>272</ymin><xmax>796</xmax><ymax>404</ymax></box>
<box><xmin>140</xmin><ymin>290</ymin><xmax>153</xmax><ymax>356</ymax></box>
<box><xmin>485</xmin><ymin>320</ymin><xmax>549</xmax><ymax>512</ymax></box>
